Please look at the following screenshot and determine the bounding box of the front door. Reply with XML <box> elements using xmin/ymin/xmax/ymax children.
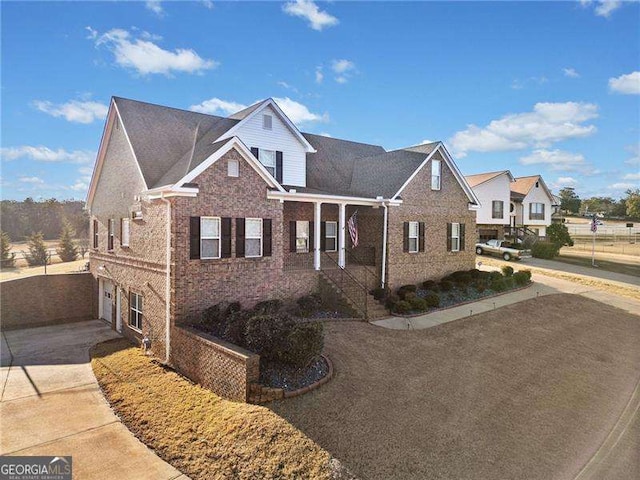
<box><xmin>102</xmin><ymin>280</ymin><xmax>113</xmax><ymax>324</ymax></box>
<box><xmin>115</xmin><ymin>288</ymin><xmax>122</xmax><ymax>332</ymax></box>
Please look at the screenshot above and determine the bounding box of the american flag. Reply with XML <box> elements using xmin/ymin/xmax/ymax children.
<box><xmin>347</xmin><ymin>211</ymin><xmax>359</xmax><ymax>248</ymax></box>
<box><xmin>591</xmin><ymin>215</ymin><xmax>598</xmax><ymax>233</ymax></box>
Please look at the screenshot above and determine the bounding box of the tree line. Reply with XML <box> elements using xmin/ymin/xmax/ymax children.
<box><xmin>558</xmin><ymin>188</ymin><xmax>640</xmax><ymax>219</ymax></box>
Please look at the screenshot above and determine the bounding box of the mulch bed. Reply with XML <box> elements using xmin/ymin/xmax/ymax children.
<box><xmin>260</xmin><ymin>355</ymin><xmax>329</xmax><ymax>391</ymax></box>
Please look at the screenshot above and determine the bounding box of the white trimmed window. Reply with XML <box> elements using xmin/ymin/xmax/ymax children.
<box><xmin>296</xmin><ymin>220</ymin><xmax>309</xmax><ymax>253</ymax></box>
<box><xmin>530</xmin><ymin>202</ymin><xmax>545</xmax><ymax>220</ymax></box>
<box><xmin>451</xmin><ymin>222</ymin><xmax>460</xmax><ymax>252</ymax></box>
<box><xmin>201</xmin><ymin>217</ymin><xmax>221</xmax><ymax>259</ymax></box>
<box><xmin>227</xmin><ymin>159</ymin><xmax>239</xmax><ymax>177</ymax></box>
<box><xmin>245</xmin><ymin>218</ymin><xmax>263</xmax><ymax>258</ymax></box>
<box><xmin>263</xmin><ymin>114</ymin><xmax>273</xmax><ymax>130</ymax></box>
<box><xmin>431</xmin><ymin>159</ymin><xmax>441</xmax><ymax>190</ymax></box>
<box><xmin>129</xmin><ymin>292</ymin><xmax>143</xmax><ymax>331</ymax></box>
<box><xmin>492</xmin><ymin>200</ymin><xmax>504</xmax><ymax>219</ymax></box>
<box><xmin>121</xmin><ymin>218</ymin><xmax>130</xmax><ymax>247</ymax></box>
<box><xmin>325</xmin><ymin>221</ymin><xmax>337</xmax><ymax>252</ymax></box>
<box><xmin>408</xmin><ymin>221</ymin><xmax>419</xmax><ymax>253</ymax></box>
<box><xmin>259</xmin><ymin>149</ymin><xmax>276</xmax><ymax>177</ymax></box>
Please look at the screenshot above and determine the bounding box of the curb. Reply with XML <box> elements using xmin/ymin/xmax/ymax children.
<box><xmin>283</xmin><ymin>354</ymin><xmax>334</xmax><ymax>399</ymax></box>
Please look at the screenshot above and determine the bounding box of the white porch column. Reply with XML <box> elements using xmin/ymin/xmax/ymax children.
<box><xmin>314</xmin><ymin>201</ymin><xmax>322</xmax><ymax>270</ymax></box>
<box><xmin>338</xmin><ymin>203</ymin><xmax>346</xmax><ymax>268</ymax></box>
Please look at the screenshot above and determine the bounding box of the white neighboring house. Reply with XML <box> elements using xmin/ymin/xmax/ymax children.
<box><xmin>510</xmin><ymin>175</ymin><xmax>555</xmax><ymax>237</ymax></box>
<box><xmin>465</xmin><ymin>170</ymin><xmax>515</xmax><ymax>242</ymax></box>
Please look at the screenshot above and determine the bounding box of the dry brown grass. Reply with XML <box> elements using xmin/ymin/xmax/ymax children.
<box><xmin>91</xmin><ymin>339</ymin><xmax>336</xmax><ymax>480</ymax></box>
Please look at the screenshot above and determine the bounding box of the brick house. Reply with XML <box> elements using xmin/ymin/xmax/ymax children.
<box><xmin>87</xmin><ymin>97</ymin><xmax>479</xmax><ymax>360</ymax></box>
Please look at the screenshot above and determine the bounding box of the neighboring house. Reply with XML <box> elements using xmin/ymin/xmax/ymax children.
<box><xmin>466</xmin><ymin>171</ymin><xmax>555</xmax><ymax>240</ymax></box>
<box><xmin>510</xmin><ymin>175</ymin><xmax>555</xmax><ymax>237</ymax></box>
<box><xmin>87</xmin><ymin>97</ymin><xmax>479</xmax><ymax>358</ymax></box>
<box><xmin>464</xmin><ymin>170</ymin><xmax>515</xmax><ymax>242</ymax></box>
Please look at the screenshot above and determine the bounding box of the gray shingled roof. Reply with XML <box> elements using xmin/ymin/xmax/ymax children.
<box><xmin>227</xmin><ymin>100</ymin><xmax>266</xmax><ymax>120</ymax></box>
<box><xmin>114</xmin><ymin>97</ymin><xmax>238</xmax><ymax>188</ymax></box>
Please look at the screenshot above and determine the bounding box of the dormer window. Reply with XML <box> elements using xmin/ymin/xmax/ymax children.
<box><xmin>431</xmin><ymin>159</ymin><xmax>441</xmax><ymax>190</ymax></box>
<box><xmin>263</xmin><ymin>114</ymin><xmax>272</xmax><ymax>130</ymax></box>
<box><xmin>535</xmin><ymin>181</ymin><xmax>539</xmax><ymax>188</ymax></box>
<box><xmin>259</xmin><ymin>149</ymin><xmax>276</xmax><ymax>176</ymax></box>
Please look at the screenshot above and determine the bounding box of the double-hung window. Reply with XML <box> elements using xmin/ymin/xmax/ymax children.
<box><xmin>492</xmin><ymin>200</ymin><xmax>504</xmax><ymax>219</ymax></box>
<box><xmin>201</xmin><ymin>217</ymin><xmax>221</xmax><ymax>259</ymax></box>
<box><xmin>295</xmin><ymin>220</ymin><xmax>309</xmax><ymax>253</ymax></box>
<box><xmin>325</xmin><ymin>221</ymin><xmax>337</xmax><ymax>252</ymax></box>
<box><xmin>431</xmin><ymin>159</ymin><xmax>441</xmax><ymax>190</ymax></box>
<box><xmin>121</xmin><ymin>218</ymin><xmax>130</xmax><ymax>247</ymax></box>
<box><xmin>451</xmin><ymin>222</ymin><xmax>461</xmax><ymax>252</ymax></box>
<box><xmin>245</xmin><ymin>218</ymin><xmax>263</xmax><ymax>258</ymax></box>
<box><xmin>108</xmin><ymin>219</ymin><xmax>115</xmax><ymax>251</ymax></box>
<box><xmin>259</xmin><ymin>149</ymin><xmax>276</xmax><ymax>177</ymax></box>
<box><xmin>93</xmin><ymin>220</ymin><xmax>99</xmax><ymax>248</ymax></box>
<box><xmin>129</xmin><ymin>292</ymin><xmax>143</xmax><ymax>331</ymax></box>
<box><xmin>530</xmin><ymin>203</ymin><xmax>545</xmax><ymax>220</ymax></box>
<box><xmin>408</xmin><ymin>221</ymin><xmax>419</xmax><ymax>253</ymax></box>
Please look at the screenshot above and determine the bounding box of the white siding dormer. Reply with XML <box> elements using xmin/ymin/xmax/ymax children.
<box><xmin>469</xmin><ymin>172</ymin><xmax>512</xmax><ymax>225</ymax></box>
<box><xmin>232</xmin><ymin>105</ymin><xmax>307</xmax><ymax>187</ymax></box>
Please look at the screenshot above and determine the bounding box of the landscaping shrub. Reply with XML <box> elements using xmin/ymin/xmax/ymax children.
<box><xmin>501</xmin><ymin>265</ymin><xmax>514</xmax><ymax>277</ymax></box>
<box><xmin>467</xmin><ymin>268</ymin><xmax>482</xmax><ymax>279</ymax></box>
<box><xmin>403</xmin><ymin>291</ymin><xmax>417</xmax><ymax>301</ymax></box>
<box><xmin>200</xmin><ymin>303</ymin><xmax>226</xmax><ymax>328</ymax></box>
<box><xmin>393</xmin><ymin>300</ymin><xmax>412</xmax><ymax>314</ymax></box>
<box><xmin>385</xmin><ymin>293</ymin><xmax>400</xmax><ymax>310</ymax></box>
<box><xmin>222</xmin><ymin>311</ymin><xmax>250</xmax><ymax>346</ymax></box>
<box><xmin>279</xmin><ymin>321</ymin><xmax>324</xmax><ymax>368</ymax></box>
<box><xmin>397</xmin><ymin>284</ymin><xmax>417</xmax><ymax>299</ymax></box>
<box><xmin>371</xmin><ymin>287</ymin><xmax>390</xmax><ymax>301</ymax></box>
<box><xmin>422</xmin><ymin>280</ymin><xmax>437</xmax><ymax>290</ymax></box>
<box><xmin>439</xmin><ymin>280</ymin><xmax>454</xmax><ymax>291</ymax></box>
<box><xmin>424</xmin><ymin>292</ymin><xmax>440</xmax><ymax>308</ymax></box>
<box><xmin>488</xmin><ymin>271</ymin><xmax>503</xmax><ymax>282</ymax></box>
<box><xmin>251</xmin><ymin>299</ymin><xmax>283</xmax><ymax>316</ymax></box>
<box><xmin>476</xmin><ymin>282</ymin><xmax>487</xmax><ymax>293</ymax></box>
<box><xmin>531</xmin><ymin>241</ymin><xmax>560</xmax><ymax>259</ymax></box>
<box><xmin>513</xmin><ymin>270</ymin><xmax>532</xmax><ymax>286</ymax></box>
<box><xmin>490</xmin><ymin>278</ymin><xmax>508</xmax><ymax>292</ymax></box>
<box><xmin>455</xmin><ymin>273</ymin><xmax>473</xmax><ymax>286</ymax></box>
<box><xmin>296</xmin><ymin>294</ymin><xmax>322</xmax><ymax>317</ymax></box>
<box><xmin>226</xmin><ymin>302</ymin><xmax>242</xmax><ymax>316</ymax></box>
<box><xmin>409</xmin><ymin>296</ymin><xmax>428</xmax><ymax>312</ymax></box>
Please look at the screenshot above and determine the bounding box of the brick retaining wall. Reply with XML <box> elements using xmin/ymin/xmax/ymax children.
<box><xmin>171</xmin><ymin>326</ymin><xmax>260</xmax><ymax>402</ymax></box>
<box><xmin>0</xmin><ymin>273</ymin><xmax>96</xmax><ymax>330</ymax></box>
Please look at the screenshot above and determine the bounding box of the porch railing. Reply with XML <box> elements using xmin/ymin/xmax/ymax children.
<box><xmin>320</xmin><ymin>252</ymin><xmax>369</xmax><ymax>318</ymax></box>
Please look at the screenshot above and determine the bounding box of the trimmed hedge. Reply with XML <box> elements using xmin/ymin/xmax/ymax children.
<box><xmin>501</xmin><ymin>265</ymin><xmax>514</xmax><ymax>277</ymax></box>
<box><xmin>394</xmin><ymin>300</ymin><xmax>412</xmax><ymax>314</ymax></box>
<box><xmin>424</xmin><ymin>292</ymin><xmax>440</xmax><ymax>308</ymax></box>
<box><xmin>531</xmin><ymin>242</ymin><xmax>560</xmax><ymax>259</ymax></box>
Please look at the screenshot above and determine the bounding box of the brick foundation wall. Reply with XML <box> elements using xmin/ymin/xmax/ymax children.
<box><xmin>1</xmin><ymin>273</ymin><xmax>95</xmax><ymax>330</ymax></box>
<box><xmin>171</xmin><ymin>326</ymin><xmax>260</xmax><ymax>402</ymax></box>
<box><xmin>386</xmin><ymin>151</ymin><xmax>476</xmax><ymax>290</ymax></box>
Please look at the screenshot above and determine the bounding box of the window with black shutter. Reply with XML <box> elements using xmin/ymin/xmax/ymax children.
<box><xmin>190</xmin><ymin>216</ymin><xmax>201</xmax><ymax>259</ymax></box>
<box><xmin>275</xmin><ymin>151</ymin><xmax>283</xmax><ymax>183</ymax></box>
<box><xmin>93</xmin><ymin>220</ymin><xmax>99</xmax><ymax>248</ymax></box>
<box><xmin>263</xmin><ymin>219</ymin><xmax>272</xmax><ymax>257</ymax></box>
<box><xmin>236</xmin><ymin>218</ymin><xmax>245</xmax><ymax>257</ymax></box>
<box><xmin>446</xmin><ymin>223</ymin><xmax>452</xmax><ymax>252</ymax></box>
<box><xmin>418</xmin><ymin>222</ymin><xmax>425</xmax><ymax>252</ymax></box>
<box><xmin>221</xmin><ymin>217</ymin><xmax>232</xmax><ymax>258</ymax></box>
<box><xmin>403</xmin><ymin>222</ymin><xmax>410</xmax><ymax>252</ymax></box>
<box><xmin>460</xmin><ymin>223</ymin><xmax>466</xmax><ymax>251</ymax></box>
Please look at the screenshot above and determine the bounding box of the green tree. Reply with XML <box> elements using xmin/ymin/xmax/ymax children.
<box><xmin>56</xmin><ymin>221</ymin><xmax>78</xmax><ymax>262</ymax></box>
<box><xmin>0</xmin><ymin>231</ymin><xmax>16</xmax><ymax>269</ymax></box>
<box><xmin>625</xmin><ymin>189</ymin><xmax>640</xmax><ymax>219</ymax></box>
<box><xmin>559</xmin><ymin>187</ymin><xmax>581</xmax><ymax>214</ymax></box>
<box><xmin>24</xmin><ymin>232</ymin><xmax>49</xmax><ymax>266</ymax></box>
<box><xmin>547</xmin><ymin>223</ymin><xmax>574</xmax><ymax>248</ymax></box>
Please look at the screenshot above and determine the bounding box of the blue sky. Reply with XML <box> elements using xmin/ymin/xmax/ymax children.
<box><xmin>1</xmin><ymin>0</ymin><xmax>639</xmax><ymax>201</ymax></box>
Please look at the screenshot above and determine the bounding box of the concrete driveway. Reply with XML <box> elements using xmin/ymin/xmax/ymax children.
<box><xmin>271</xmin><ymin>294</ymin><xmax>640</xmax><ymax>480</ymax></box>
<box><xmin>1</xmin><ymin>320</ymin><xmax>187</xmax><ymax>480</ymax></box>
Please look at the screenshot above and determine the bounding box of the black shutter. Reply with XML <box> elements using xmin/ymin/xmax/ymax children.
<box><xmin>460</xmin><ymin>223</ymin><xmax>466</xmax><ymax>251</ymax></box>
<box><xmin>251</xmin><ymin>147</ymin><xmax>259</xmax><ymax>159</ymax></box>
<box><xmin>320</xmin><ymin>221</ymin><xmax>327</xmax><ymax>252</ymax></box>
<box><xmin>446</xmin><ymin>223</ymin><xmax>452</xmax><ymax>252</ymax></box>
<box><xmin>190</xmin><ymin>217</ymin><xmax>201</xmax><ymax>259</ymax></box>
<box><xmin>236</xmin><ymin>218</ymin><xmax>245</xmax><ymax>258</ymax></box>
<box><xmin>289</xmin><ymin>221</ymin><xmax>297</xmax><ymax>252</ymax></box>
<box><xmin>419</xmin><ymin>222</ymin><xmax>425</xmax><ymax>252</ymax></box>
<box><xmin>263</xmin><ymin>219</ymin><xmax>272</xmax><ymax>257</ymax></box>
<box><xmin>275</xmin><ymin>151</ymin><xmax>283</xmax><ymax>183</ymax></box>
<box><xmin>221</xmin><ymin>217</ymin><xmax>232</xmax><ymax>258</ymax></box>
<box><xmin>403</xmin><ymin>222</ymin><xmax>409</xmax><ymax>252</ymax></box>
<box><xmin>93</xmin><ymin>220</ymin><xmax>98</xmax><ymax>248</ymax></box>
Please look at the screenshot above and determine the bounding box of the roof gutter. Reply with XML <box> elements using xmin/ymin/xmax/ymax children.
<box><xmin>267</xmin><ymin>190</ymin><xmax>402</xmax><ymax>207</ymax></box>
<box><xmin>142</xmin><ymin>185</ymin><xmax>199</xmax><ymax>199</ymax></box>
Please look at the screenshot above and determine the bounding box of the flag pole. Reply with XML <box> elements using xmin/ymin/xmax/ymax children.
<box><xmin>591</xmin><ymin>214</ymin><xmax>596</xmax><ymax>267</ymax></box>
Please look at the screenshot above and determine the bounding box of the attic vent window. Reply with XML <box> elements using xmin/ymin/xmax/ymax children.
<box><xmin>535</xmin><ymin>181</ymin><xmax>539</xmax><ymax>188</ymax></box>
<box><xmin>228</xmin><ymin>159</ymin><xmax>239</xmax><ymax>177</ymax></box>
<box><xmin>263</xmin><ymin>114</ymin><xmax>273</xmax><ymax>130</ymax></box>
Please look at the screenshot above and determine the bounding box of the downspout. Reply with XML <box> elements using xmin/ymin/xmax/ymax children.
<box><xmin>381</xmin><ymin>202</ymin><xmax>388</xmax><ymax>288</ymax></box>
<box><xmin>160</xmin><ymin>194</ymin><xmax>171</xmax><ymax>364</ymax></box>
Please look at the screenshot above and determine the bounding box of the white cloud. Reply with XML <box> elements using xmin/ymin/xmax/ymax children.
<box><xmin>519</xmin><ymin>149</ymin><xmax>599</xmax><ymax>175</ymax></box>
<box><xmin>145</xmin><ymin>0</ymin><xmax>165</xmax><ymax>17</ymax></box>
<box><xmin>449</xmin><ymin>102</ymin><xmax>598</xmax><ymax>157</ymax></box>
<box><xmin>282</xmin><ymin>0</ymin><xmax>338</xmax><ymax>31</ymax></box>
<box><xmin>331</xmin><ymin>59</ymin><xmax>356</xmax><ymax>83</ymax></box>
<box><xmin>189</xmin><ymin>97</ymin><xmax>328</xmax><ymax>125</ymax></box>
<box><xmin>563</xmin><ymin>67</ymin><xmax>580</xmax><ymax>78</ymax></box>
<box><xmin>421</xmin><ymin>139</ymin><xmax>435</xmax><ymax>145</ymax></box>
<box><xmin>319</xmin><ymin>132</ymin><xmax>332</xmax><ymax>137</ymax></box>
<box><xmin>623</xmin><ymin>172</ymin><xmax>640</xmax><ymax>181</ymax></box>
<box><xmin>201</xmin><ymin>0</ymin><xmax>214</xmax><ymax>9</ymax></box>
<box><xmin>625</xmin><ymin>144</ymin><xmax>640</xmax><ymax>166</ymax></box>
<box><xmin>90</xmin><ymin>27</ymin><xmax>218</xmax><ymax>76</ymax></box>
<box><xmin>608</xmin><ymin>182</ymin><xmax>636</xmax><ymax>190</ymax></box>
<box><xmin>608</xmin><ymin>71</ymin><xmax>640</xmax><ymax>95</ymax></box>
<box><xmin>33</xmin><ymin>99</ymin><xmax>108</xmax><ymax>124</ymax></box>
<box><xmin>594</xmin><ymin>0</ymin><xmax>622</xmax><ymax>17</ymax></box>
<box><xmin>0</xmin><ymin>146</ymin><xmax>94</xmax><ymax>164</ymax></box>
<box><xmin>19</xmin><ymin>176</ymin><xmax>44</xmax><ymax>184</ymax></box>
<box><xmin>189</xmin><ymin>97</ymin><xmax>248</xmax><ymax>116</ymax></box>
<box><xmin>315</xmin><ymin>66</ymin><xmax>324</xmax><ymax>84</ymax></box>
<box><xmin>556</xmin><ymin>176</ymin><xmax>578</xmax><ymax>186</ymax></box>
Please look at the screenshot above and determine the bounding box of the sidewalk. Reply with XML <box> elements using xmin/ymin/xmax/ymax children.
<box><xmin>372</xmin><ymin>270</ymin><xmax>640</xmax><ymax>330</ymax></box>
